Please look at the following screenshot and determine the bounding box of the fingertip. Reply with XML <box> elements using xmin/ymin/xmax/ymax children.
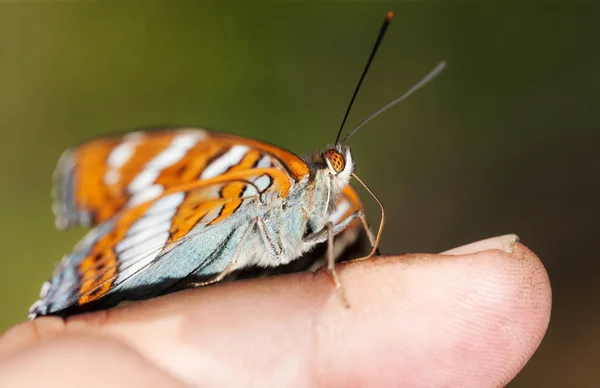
<box><xmin>493</xmin><ymin>243</ymin><xmax>552</xmax><ymax>385</ymax></box>
<box><xmin>313</xmin><ymin>242</ymin><xmax>551</xmax><ymax>386</ymax></box>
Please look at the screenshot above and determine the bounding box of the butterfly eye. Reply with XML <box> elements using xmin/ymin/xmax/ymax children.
<box><xmin>324</xmin><ymin>149</ymin><xmax>345</xmax><ymax>174</ymax></box>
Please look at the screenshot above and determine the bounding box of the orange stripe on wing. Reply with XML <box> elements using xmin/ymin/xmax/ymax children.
<box><xmin>118</xmin><ymin>132</ymin><xmax>175</xmax><ymax>185</ymax></box>
<box><xmin>74</xmin><ymin>140</ymin><xmax>126</xmax><ymax>224</ymax></box>
<box><xmin>166</xmin><ymin>154</ymin><xmax>269</xmax><ymax>242</ymax></box>
<box><xmin>154</xmin><ymin>141</ymin><xmax>225</xmax><ymax>187</ymax></box>
<box><xmin>159</xmin><ymin>168</ymin><xmax>292</xmax><ymax>198</ymax></box>
<box><xmin>241</xmin><ymin>139</ymin><xmax>309</xmax><ymax>179</ymax></box>
<box><xmin>208</xmin><ymin>182</ymin><xmax>246</xmax><ymax>226</ymax></box>
<box><xmin>341</xmin><ymin>185</ymin><xmax>364</xmax><ymax>211</ymax></box>
<box><xmin>76</xmin><ymin>201</ymin><xmax>154</xmax><ymax>304</ymax></box>
<box><xmin>212</xmin><ymin>134</ymin><xmax>309</xmax><ymax>181</ymax></box>
<box><xmin>73</xmin><ymin>132</ymin><xmax>176</xmax><ymax>224</ymax></box>
<box><xmin>77</xmin><ymin>251</ymin><xmax>117</xmax><ymax>304</ymax></box>
<box><xmin>340</xmin><ymin>185</ymin><xmax>364</xmax><ymax>229</ymax></box>
<box><xmin>205</xmin><ymin>150</ymin><xmax>263</xmax><ymax>225</ymax></box>
<box><xmin>167</xmin><ymin>193</ymin><xmax>231</xmax><ymax>244</ymax></box>
<box><xmin>229</xmin><ymin>149</ymin><xmax>262</xmax><ymax>172</ymax></box>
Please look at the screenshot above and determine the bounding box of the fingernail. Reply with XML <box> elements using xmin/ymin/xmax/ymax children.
<box><xmin>441</xmin><ymin>234</ymin><xmax>520</xmax><ymax>255</ymax></box>
<box><xmin>501</xmin><ymin>234</ymin><xmax>520</xmax><ymax>254</ymax></box>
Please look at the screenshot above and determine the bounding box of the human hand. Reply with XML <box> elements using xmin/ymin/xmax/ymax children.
<box><xmin>0</xmin><ymin>235</ymin><xmax>551</xmax><ymax>387</ymax></box>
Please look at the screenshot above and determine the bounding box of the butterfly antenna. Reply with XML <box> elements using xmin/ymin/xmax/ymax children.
<box><xmin>341</xmin><ymin>61</ymin><xmax>447</xmax><ymax>144</ymax></box>
<box><xmin>334</xmin><ymin>11</ymin><xmax>394</xmax><ymax>145</ymax></box>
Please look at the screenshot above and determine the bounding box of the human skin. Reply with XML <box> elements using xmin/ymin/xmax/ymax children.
<box><xmin>0</xmin><ymin>234</ymin><xmax>551</xmax><ymax>387</ymax></box>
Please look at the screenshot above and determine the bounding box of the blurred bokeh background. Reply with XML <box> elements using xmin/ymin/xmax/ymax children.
<box><xmin>1</xmin><ymin>1</ymin><xmax>598</xmax><ymax>386</ymax></box>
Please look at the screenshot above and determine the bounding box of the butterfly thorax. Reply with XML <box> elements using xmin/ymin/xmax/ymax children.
<box><xmin>275</xmin><ymin>145</ymin><xmax>355</xmax><ymax>258</ymax></box>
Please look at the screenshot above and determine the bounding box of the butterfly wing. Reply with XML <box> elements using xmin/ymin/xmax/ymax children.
<box><xmin>35</xmin><ymin>128</ymin><xmax>369</xmax><ymax>317</ymax></box>
<box><xmin>30</xmin><ymin>167</ymin><xmax>292</xmax><ymax>318</ymax></box>
<box><xmin>53</xmin><ymin>128</ymin><xmax>309</xmax><ymax>229</ymax></box>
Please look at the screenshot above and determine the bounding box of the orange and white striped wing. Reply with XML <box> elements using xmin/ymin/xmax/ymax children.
<box><xmin>53</xmin><ymin>128</ymin><xmax>309</xmax><ymax>229</ymax></box>
<box><xmin>30</xmin><ymin>167</ymin><xmax>291</xmax><ymax>317</ymax></box>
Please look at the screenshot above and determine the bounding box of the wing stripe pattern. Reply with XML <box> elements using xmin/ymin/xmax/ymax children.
<box><xmin>115</xmin><ymin>192</ymin><xmax>185</xmax><ymax>253</ymax></box>
<box><xmin>223</xmin><ymin>135</ymin><xmax>309</xmax><ymax>181</ymax></box>
<box><xmin>206</xmin><ymin>149</ymin><xmax>266</xmax><ymax>225</ymax></box>
<box><xmin>127</xmin><ymin>132</ymin><xmax>205</xmax><ymax>206</ymax></box>
<box><xmin>126</xmin><ymin>207</ymin><xmax>177</xmax><ymax>236</ymax></box>
<box><xmin>54</xmin><ymin>128</ymin><xmax>308</xmax><ymax>228</ymax></box>
<box><xmin>60</xmin><ymin>172</ymin><xmax>287</xmax><ymax>305</ymax></box>
<box><xmin>104</xmin><ymin>132</ymin><xmax>143</xmax><ymax>185</ymax></box>
<box><xmin>73</xmin><ymin>141</ymin><xmax>124</xmax><ymax>226</ymax></box>
<box><xmin>77</xmin><ymin>192</ymin><xmax>186</xmax><ymax>304</ymax></box>
<box><xmin>209</xmin><ymin>183</ymin><xmax>246</xmax><ymax>226</ymax></box>
<box><xmin>78</xmin><ymin>176</ymin><xmax>272</xmax><ymax>302</ymax></box>
<box><xmin>200</xmin><ymin>145</ymin><xmax>249</xmax><ymax>179</ymax></box>
<box><xmin>167</xmin><ymin>195</ymin><xmax>230</xmax><ymax>244</ymax></box>
<box><xmin>76</xmin><ymin>203</ymin><xmax>155</xmax><ymax>303</ymax></box>
<box><xmin>76</xmin><ymin>170</ymin><xmax>280</xmax><ymax>303</ymax></box>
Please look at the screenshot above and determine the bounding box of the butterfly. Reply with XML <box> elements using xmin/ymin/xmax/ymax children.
<box><xmin>28</xmin><ymin>127</ymin><xmax>380</xmax><ymax>318</ymax></box>
<box><xmin>28</xmin><ymin>12</ymin><xmax>446</xmax><ymax>318</ymax></box>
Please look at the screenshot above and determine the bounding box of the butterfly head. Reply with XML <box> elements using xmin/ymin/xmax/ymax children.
<box><xmin>322</xmin><ymin>145</ymin><xmax>354</xmax><ymax>190</ymax></box>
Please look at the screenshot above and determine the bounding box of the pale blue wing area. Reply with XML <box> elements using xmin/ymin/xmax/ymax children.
<box><xmin>28</xmin><ymin>219</ymin><xmax>116</xmax><ymax>317</ymax></box>
<box><xmin>99</xmin><ymin>209</ymin><xmax>253</xmax><ymax>308</ymax></box>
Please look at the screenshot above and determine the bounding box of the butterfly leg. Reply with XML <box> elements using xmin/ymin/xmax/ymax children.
<box><xmin>256</xmin><ymin>217</ymin><xmax>283</xmax><ymax>257</ymax></box>
<box><xmin>189</xmin><ymin>217</ymin><xmax>259</xmax><ymax>287</ymax></box>
<box><xmin>322</xmin><ymin>211</ymin><xmax>379</xmax><ymax>307</ymax></box>
<box><xmin>358</xmin><ymin>212</ymin><xmax>377</xmax><ymax>248</ymax></box>
<box><xmin>307</xmin><ymin>209</ymin><xmax>379</xmax><ymax>261</ymax></box>
<box><xmin>326</xmin><ymin>221</ymin><xmax>351</xmax><ymax>308</ymax></box>
<box><xmin>348</xmin><ymin>211</ymin><xmax>382</xmax><ymax>262</ymax></box>
<box><xmin>304</xmin><ymin>217</ymin><xmax>360</xmax><ymax>307</ymax></box>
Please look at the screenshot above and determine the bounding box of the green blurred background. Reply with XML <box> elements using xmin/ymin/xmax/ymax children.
<box><xmin>1</xmin><ymin>1</ymin><xmax>598</xmax><ymax>386</ymax></box>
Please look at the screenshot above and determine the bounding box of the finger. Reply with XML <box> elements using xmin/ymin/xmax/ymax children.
<box><xmin>0</xmin><ymin>334</ymin><xmax>186</xmax><ymax>388</ymax></box>
<box><xmin>0</xmin><ymin>315</ymin><xmax>66</xmax><ymax>359</ymax></box>
<box><xmin>1</xmin><ymin>236</ymin><xmax>551</xmax><ymax>387</ymax></box>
